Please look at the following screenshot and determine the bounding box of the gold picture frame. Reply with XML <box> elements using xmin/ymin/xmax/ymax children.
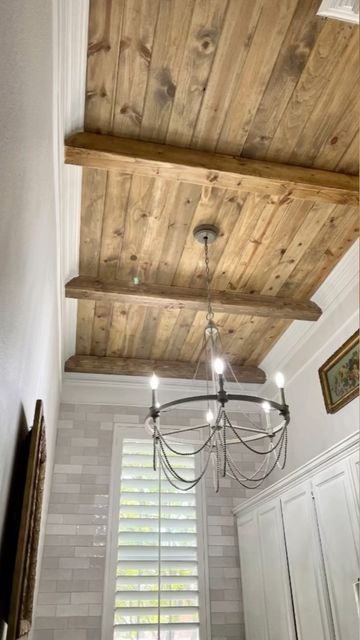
<box><xmin>7</xmin><ymin>400</ymin><xmax>46</xmax><ymax>640</ymax></box>
<box><xmin>319</xmin><ymin>331</ymin><xmax>359</xmax><ymax>414</ymax></box>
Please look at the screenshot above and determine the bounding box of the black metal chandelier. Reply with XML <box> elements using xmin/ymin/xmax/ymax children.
<box><xmin>145</xmin><ymin>224</ymin><xmax>290</xmax><ymax>492</ymax></box>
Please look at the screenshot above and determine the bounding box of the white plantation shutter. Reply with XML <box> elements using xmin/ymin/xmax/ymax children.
<box><xmin>113</xmin><ymin>439</ymin><xmax>200</xmax><ymax>640</ymax></box>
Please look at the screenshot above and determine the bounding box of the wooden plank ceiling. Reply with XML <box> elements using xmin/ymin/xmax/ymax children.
<box><xmin>65</xmin><ymin>0</ymin><xmax>359</xmax><ymax>381</ymax></box>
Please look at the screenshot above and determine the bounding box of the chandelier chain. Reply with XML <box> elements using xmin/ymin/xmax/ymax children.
<box><xmin>204</xmin><ymin>237</ymin><xmax>214</xmax><ymax>322</ymax></box>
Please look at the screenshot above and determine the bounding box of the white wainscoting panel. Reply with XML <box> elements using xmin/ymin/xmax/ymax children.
<box><xmin>311</xmin><ymin>459</ymin><xmax>360</xmax><ymax>640</ymax></box>
<box><xmin>257</xmin><ymin>500</ymin><xmax>297</xmax><ymax>640</ymax></box>
<box><xmin>281</xmin><ymin>482</ymin><xmax>334</xmax><ymax>640</ymax></box>
<box><xmin>237</xmin><ymin>512</ymin><xmax>267</xmax><ymax>640</ymax></box>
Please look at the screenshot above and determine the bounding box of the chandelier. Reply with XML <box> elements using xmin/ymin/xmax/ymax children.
<box><xmin>145</xmin><ymin>224</ymin><xmax>290</xmax><ymax>492</ymax></box>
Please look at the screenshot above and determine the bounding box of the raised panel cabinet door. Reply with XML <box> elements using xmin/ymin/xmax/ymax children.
<box><xmin>237</xmin><ymin>512</ymin><xmax>267</xmax><ymax>640</ymax></box>
<box><xmin>281</xmin><ymin>482</ymin><xmax>334</xmax><ymax>640</ymax></box>
<box><xmin>312</xmin><ymin>460</ymin><xmax>360</xmax><ymax>640</ymax></box>
<box><xmin>257</xmin><ymin>500</ymin><xmax>297</xmax><ymax>640</ymax></box>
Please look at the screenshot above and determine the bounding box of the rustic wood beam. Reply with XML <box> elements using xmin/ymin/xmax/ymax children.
<box><xmin>65</xmin><ymin>355</ymin><xmax>266</xmax><ymax>383</ymax></box>
<box><xmin>65</xmin><ymin>131</ymin><xmax>358</xmax><ymax>205</ymax></box>
<box><xmin>65</xmin><ymin>276</ymin><xmax>322</xmax><ymax>321</ymax></box>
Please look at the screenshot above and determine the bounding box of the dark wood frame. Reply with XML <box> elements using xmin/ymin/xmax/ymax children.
<box><xmin>7</xmin><ymin>400</ymin><xmax>46</xmax><ymax>640</ymax></box>
<box><xmin>319</xmin><ymin>331</ymin><xmax>359</xmax><ymax>414</ymax></box>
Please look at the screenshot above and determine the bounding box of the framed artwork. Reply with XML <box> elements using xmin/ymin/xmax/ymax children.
<box><xmin>7</xmin><ymin>400</ymin><xmax>46</xmax><ymax>640</ymax></box>
<box><xmin>319</xmin><ymin>331</ymin><xmax>359</xmax><ymax>414</ymax></box>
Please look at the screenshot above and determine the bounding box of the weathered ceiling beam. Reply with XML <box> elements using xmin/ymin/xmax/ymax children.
<box><xmin>65</xmin><ymin>131</ymin><xmax>358</xmax><ymax>205</ymax></box>
<box><xmin>65</xmin><ymin>276</ymin><xmax>322</xmax><ymax>321</ymax></box>
<box><xmin>65</xmin><ymin>355</ymin><xmax>266</xmax><ymax>383</ymax></box>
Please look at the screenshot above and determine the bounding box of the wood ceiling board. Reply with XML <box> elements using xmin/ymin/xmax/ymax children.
<box><xmin>70</xmin><ymin>0</ymin><xmax>359</xmax><ymax>377</ymax></box>
<box><xmin>66</xmin><ymin>276</ymin><xmax>322</xmax><ymax>321</ymax></box>
<box><xmin>264</xmin><ymin>20</ymin><xmax>357</xmax><ymax>165</ymax></box>
<box><xmin>312</xmin><ymin>86</ymin><xmax>359</xmax><ymax>172</ymax></box>
<box><xmin>83</xmin><ymin>1</ymin><xmax>358</xmax><ymax>168</ymax></box>
<box><xmin>335</xmin><ymin>132</ymin><xmax>359</xmax><ymax>175</ymax></box>
<box><xmin>242</xmin><ymin>0</ymin><xmax>324</xmax><ymax>159</ymax></box>
<box><xmin>65</xmin><ymin>354</ymin><xmax>266</xmax><ymax>383</ymax></box>
<box><xmin>278</xmin><ymin>204</ymin><xmax>359</xmax><ymax>299</ymax></box>
<box><xmin>65</xmin><ymin>132</ymin><xmax>359</xmax><ymax>205</ymax></box>
<box><xmin>215</xmin><ymin>0</ymin><xmax>299</xmax><ymax>155</ymax></box>
<box><xmin>286</xmin><ymin>37</ymin><xmax>359</xmax><ymax>168</ymax></box>
<box><xmin>85</xmin><ymin>0</ymin><xmax>124</xmax><ymax>132</ymax></box>
<box><xmin>112</xmin><ymin>0</ymin><xmax>160</xmax><ymax>139</ymax></box>
<box><xmin>183</xmin><ymin>0</ymin><xmax>264</xmax><ymax>151</ymax></box>
<box><xmin>76</xmin><ymin>300</ymin><xmax>96</xmax><ymax>355</ymax></box>
<box><xmin>163</xmin><ymin>0</ymin><xmax>228</xmax><ymax>147</ymax></box>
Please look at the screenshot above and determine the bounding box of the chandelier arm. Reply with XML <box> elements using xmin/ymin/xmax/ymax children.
<box><xmin>224</xmin><ymin>419</ymin><xmax>286</xmax><ymax>443</ymax></box>
<box><xmin>158</xmin><ymin>443</ymin><xmax>213</xmax><ymax>492</ymax></box>
<box><xmin>159</xmin><ymin>455</ymin><xmax>201</xmax><ymax>492</ymax></box>
<box><xmin>226</xmin><ymin>394</ymin><xmax>288</xmax><ymax>414</ymax></box>
<box><xmin>223</xmin><ymin>448</ymin><xmax>270</xmax><ymax>489</ymax></box>
<box><xmin>226</xmin><ymin>445</ymin><xmax>272</xmax><ymax>481</ymax></box>
<box><xmin>226</xmin><ymin>412</ymin><xmax>288</xmax><ymax>455</ymax></box>
<box><xmin>160</xmin><ymin>423</ymin><xmax>213</xmax><ymax>437</ymax></box>
<box><xmin>226</xmin><ymin>460</ymin><xmax>269</xmax><ymax>490</ymax></box>
<box><xmin>158</xmin><ymin>430</ymin><xmax>215</xmax><ymax>457</ymax></box>
<box><xmin>149</xmin><ymin>394</ymin><xmax>219</xmax><ymax>417</ymax></box>
<box><xmin>229</xmin><ymin>424</ymin><xmax>270</xmax><ymax>434</ymax></box>
<box><xmin>217</xmin><ymin>429</ymin><xmax>271</xmax><ymax>481</ymax></box>
<box><xmin>226</xmin><ymin>420</ymin><xmax>274</xmax><ymax>455</ymax></box>
<box><xmin>158</xmin><ymin>436</ymin><xmax>213</xmax><ymax>485</ymax></box>
<box><xmin>224</xmin><ymin>429</ymin><xmax>287</xmax><ymax>482</ymax></box>
<box><xmin>224</xmin><ymin>434</ymin><xmax>287</xmax><ymax>487</ymax></box>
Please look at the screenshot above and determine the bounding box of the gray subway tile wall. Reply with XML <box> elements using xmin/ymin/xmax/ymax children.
<box><xmin>33</xmin><ymin>403</ymin><xmax>258</xmax><ymax>640</ymax></box>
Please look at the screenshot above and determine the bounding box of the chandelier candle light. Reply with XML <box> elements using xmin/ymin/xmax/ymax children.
<box><xmin>145</xmin><ymin>224</ymin><xmax>290</xmax><ymax>493</ymax></box>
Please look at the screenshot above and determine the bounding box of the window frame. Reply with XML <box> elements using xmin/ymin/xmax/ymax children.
<box><xmin>102</xmin><ymin>423</ymin><xmax>211</xmax><ymax>640</ymax></box>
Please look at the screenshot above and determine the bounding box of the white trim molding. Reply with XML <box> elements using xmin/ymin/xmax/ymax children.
<box><xmin>233</xmin><ymin>431</ymin><xmax>359</xmax><ymax>516</ymax></box>
<box><xmin>53</xmin><ymin>0</ymin><xmax>89</xmax><ymax>367</ymax></box>
<box><xmin>62</xmin><ymin>371</ymin><xmax>264</xmax><ymax>408</ymax></box>
<box><xmin>317</xmin><ymin>0</ymin><xmax>359</xmax><ymax>23</ymax></box>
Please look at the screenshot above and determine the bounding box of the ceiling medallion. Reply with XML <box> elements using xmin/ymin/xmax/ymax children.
<box><xmin>145</xmin><ymin>224</ymin><xmax>290</xmax><ymax>492</ymax></box>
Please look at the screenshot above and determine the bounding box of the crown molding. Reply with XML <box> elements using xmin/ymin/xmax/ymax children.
<box><xmin>317</xmin><ymin>0</ymin><xmax>359</xmax><ymax>23</ymax></box>
<box><xmin>233</xmin><ymin>431</ymin><xmax>359</xmax><ymax>515</ymax></box>
<box><xmin>54</xmin><ymin>0</ymin><xmax>89</xmax><ymax>368</ymax></box>
<box><xmin>260</xmin><ymin>241</ymin><xmax>359</xmax><ymax>395</ymax></box>
<box><xmin>62</xmin><ymin>371</ymin><xmax>264</xmax><ymax>408</ymax></box>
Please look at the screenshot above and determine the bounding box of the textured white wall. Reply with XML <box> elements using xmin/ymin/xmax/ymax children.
<box><xmin>0</xmin><ymin>0</ymin><xmax>61</xmax><ymax>546</ymax></box>
<box><xmin>259</xmin><ymin>242</ymin><xmax>359</xmax><ymax>485</ymax></box>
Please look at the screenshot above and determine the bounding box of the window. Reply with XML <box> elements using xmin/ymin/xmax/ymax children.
<box><xmin>104</xmin><ymin>430</ymin><xmax>209</xmax><ymax>640</ymax></box>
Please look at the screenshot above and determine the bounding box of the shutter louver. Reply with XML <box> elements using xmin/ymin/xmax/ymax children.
<box><xmin>113</xmin><ymin>439</ymin><xmax>200</xmax><ymax>640</ymax></box>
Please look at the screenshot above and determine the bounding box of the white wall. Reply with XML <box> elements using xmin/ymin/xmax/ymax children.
<box><xmin>0</xmin><ymin>0</ymin><xmax>61</xmax><ymax>556</ymax></box>
<box><xmin>260</xmin><ymin>241</ymin><xmax>359</xmax><ymax>484</ymax></box>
